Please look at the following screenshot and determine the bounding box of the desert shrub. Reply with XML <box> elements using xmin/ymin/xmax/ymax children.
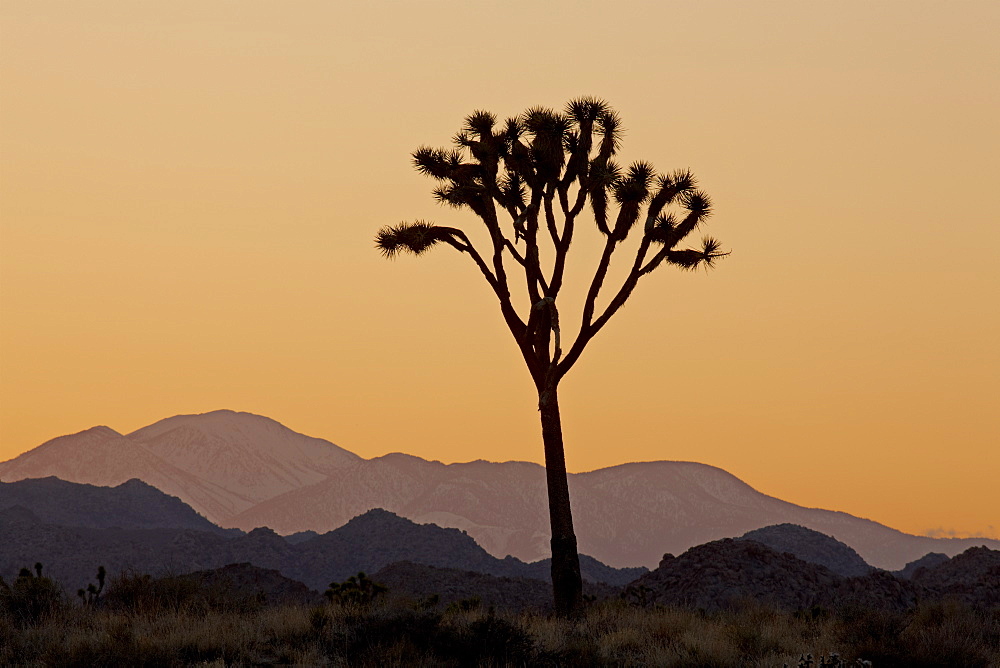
<box><xmin>308</xmin><ymin>602</ymin><xmax>538</xmax><ymax>666</ymax></box>
<box><xmin>835</xmin><ymin>605</ymin><xmax>908</xmax><ymax>664</ymax></box>
<box><xmin>415</xmin><ymin>592</ymin><xmax>440</xmax><ymax>610</ymax></box>
<box><xmin>101</xmin><ymin>570</ymin><xmax>200</xmax><ymax>615</ymax></box>
<box><xmin>0</xmin><ymin>564</ymin><xmax>64</xmax><ymax>626</ymax></box>
<box><xmin>724</xmin><ymin>605</ymin><xmax>795</xmax><ymax>660</ymax></box>
<box><xmin>1</xmin><ymin>586</ymin><xmax>996</xmax><ymax>666</ymax></box>
<box><xmin>895</xmin><ymin>601</ymin><xmax>996</xmax><ymax>667</ymax></box>
<box><xmin>100</xmin><ymin>570</ymin><xmax>267</xmax><ymax>616</ymax></box>
<box><xmin>832</xmin><ymin>600</ymin><xmax>1000</xmax><ymax>667</ymax></box>
<box><xmin>445</xmin><ymin>595</ymin><xmax>482</xmax><ymax>614</ymax></box>
<box><xmin>319</xmin><ymin>605</ymin><xmax>447</xmax><ymax>664</ymax></box>
<box><xmin>447</xmin><ymin>610</ymin><xmax>535</xmax><ymax>666</ymax></box>
<box><xmin>793</xmin><ymin>653</ymin><xmax>871</xmax><ymax>667</ymax></box>
<box><xmin>325</xmin><ymin>571</ymin><xmax>387</xmax><ymax>608</ymax></box>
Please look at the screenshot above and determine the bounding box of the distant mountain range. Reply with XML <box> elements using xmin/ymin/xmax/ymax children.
<box><xmin>3</xmin><ymin>476</ymin><xmax>997</xmax><ymax>615</ymax></box>
<box><xmin>0</xmin><ymin>411</ymin><xmax>360</xmax><ymax>523</ymax></box>
<box><xmin>0</xmin><ymin>498</ymin><xmax>640</xmax><ymax>593</ymax></box>
<box><xmin>2</xmin><ymin>409</ymin><xmax>996</xmax><ymax>570</ymax></box>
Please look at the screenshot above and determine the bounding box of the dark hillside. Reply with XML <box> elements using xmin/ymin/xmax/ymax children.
<box><xmin>0</xmin><ymin>507</ymin><xmax>639</xmax><ymax>592</ymax></box>
<box><xmin>624</xmin><ymin>539</ymin><xmax>842</xmax><ymax>611</ymax></box>
<box><xmin>911</xmin><ymin>546</ymin><xmax>1000</xmax><ymax>609</ymax></box>
<box><xmin>740</xmin><ymin>523</ymin><xmax>872</xmax><ymax>577</ymax></box>
<box><xmin>0</xmin><ymin>477</ymin><xmax>233</xmax><ymax>535</ymax></box>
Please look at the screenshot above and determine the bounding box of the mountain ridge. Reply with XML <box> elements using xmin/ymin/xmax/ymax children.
<box><xmin>0</xmin><ymin>410</ymin><xmax>360</xmax><ymax>523</ymax></box>
<box><xmin>0</xmin><ymin>504</ymin><xmax>640</xmax><ymax>593</ymax></box>
<box><xmin>0</xmin><ymin>476</ymin><xmax>236</xmax><ymax>535</ymax></box>
<box><xmin>2</xmin><ymin>409</ymin><xmax>996</xmax><ymax>571</ymax></box>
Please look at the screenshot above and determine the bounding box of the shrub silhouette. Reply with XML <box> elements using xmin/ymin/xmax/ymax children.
<box><xmin>0</xmin><ymin>594</ymin><xmax>996</xmax><ymax>665</ymax></box>
<box><xmin>0</xmin><ymin>562</ymin><xmax>63</xmax><ymax>626</ymax></box>
<box><xmin>445</xmin><ymin>595</ymin><xmax>482</xmax><ymax>614</ymax></box>
<box><xmin>325</xmin><ymin>571</ymin><xmax>387</xmax><ymax>607</ymax></box>
<box><xmin>101</xmin><ymin>570</ymin><xmax>200</xmax><ymax>614</ymax></box>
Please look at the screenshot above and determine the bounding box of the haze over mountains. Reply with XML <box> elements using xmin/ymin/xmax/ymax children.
<box><xmin>2</xmin><ymin>410</ymin><xmax>996</xmax><ymax>570</ymax></box>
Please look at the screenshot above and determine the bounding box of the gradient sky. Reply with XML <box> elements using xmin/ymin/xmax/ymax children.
<box><xmin>1</xmin><ymin>1</ymin><xmax>997</xmax><ymax>539</ymax></box>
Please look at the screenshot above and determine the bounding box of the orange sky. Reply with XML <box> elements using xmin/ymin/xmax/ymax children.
<box><xmin>1</xmin><ymin>1</ymin><xmax>998</xmax><ymax>539</ymax></box>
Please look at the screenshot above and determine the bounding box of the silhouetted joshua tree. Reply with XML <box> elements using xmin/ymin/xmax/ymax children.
<box><xmin>78</xmin><ymin>565</ymin><xmax>106</xmax><ymax>607</ymax></box>
<box><xmin>375</xmin><ymin>98</ymin><xmax>726</xmax><ymax>617</ymax></box>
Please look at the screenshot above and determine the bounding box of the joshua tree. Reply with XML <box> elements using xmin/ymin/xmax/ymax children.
<box><xmin>77</xmin><ymin>565</ymin><xmax>106</xmax><ymax>607</ymax></box>
<box><xmin>375</xmin><ymin>98</ymin><xmax>726</xmax><ymax>617</ymax></box>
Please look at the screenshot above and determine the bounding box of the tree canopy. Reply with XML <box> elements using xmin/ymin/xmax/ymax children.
<box><xmin>376</xmin><ymin>98</ymin><xmax>725</xmax><ymax>388</ymax></box>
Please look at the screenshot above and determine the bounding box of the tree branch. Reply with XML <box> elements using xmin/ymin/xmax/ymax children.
<box><xmin>445</xmin><ymin>230</ymin><xmax>547</xmax><ymax>381</ymax></box>
<box><xmin>543</xmin><ymin>185</ymin><xmax>560</xmax><ymax>250</ymax></box>
<box><xmin>558</xmin><ymin>234</ymin><xmax>653</xmax><ymax>378</ymax></box>
<box><xmin>523</xmin><ymin>195</ymin><xmax>544</xmax><ymax>305</ymax></box>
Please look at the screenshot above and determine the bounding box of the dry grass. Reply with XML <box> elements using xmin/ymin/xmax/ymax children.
<box><xmin>2</xmin><ymin>593</ymin><xmax>998</xmax><ymax>666</ymax></box>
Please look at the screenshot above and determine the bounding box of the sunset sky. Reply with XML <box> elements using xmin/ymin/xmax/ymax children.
<box><xmin>1</xmin><ymin>1</ymin><xmax>997</xmax><ymax>539</ymax></box>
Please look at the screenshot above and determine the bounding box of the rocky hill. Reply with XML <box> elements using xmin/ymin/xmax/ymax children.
<box><xmin>739</xmin><ymin>524</ymin><xmax>872</xmax><ymax>577</ymax></box>
<box><xmin>624</xmin><ymin>539</ymin><xmax>842</xmax><ymax>611</ymax></box>
<box><xmin>624</xmin><ymin>540</ymin><xmax>997</xmax><ymax>613</ymax></box>
<box><xmin>910</xmin><ymin>546</ymin><xmax>1000</xmax><ymax>609</ymax></box>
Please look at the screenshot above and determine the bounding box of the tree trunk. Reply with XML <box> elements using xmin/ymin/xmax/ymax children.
<box><xmin>538</xmin><ymin>383</ymin><xmax>584</xmax><ymax>618</ymax></box>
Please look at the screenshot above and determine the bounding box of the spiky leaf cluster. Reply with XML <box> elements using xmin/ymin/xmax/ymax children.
<box><xmin>665</xmin><ymin>237</ymin><xmax>727</xmax><ymax>271</ymax></box>
<box><xmin>375</xmin><ymin>221</ymin><xmax>459</xmax><ymax>258</ymax></box>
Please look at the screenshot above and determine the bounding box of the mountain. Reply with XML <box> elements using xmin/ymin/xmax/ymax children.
<box><xmin>232</xmin><ymin>457</ymin><xmax>999</xmax><ymax>571</ymax></box>
<box><xmin>229</xmin><ymin>454</ymin><xmax>553</xmax><ymax>561</ymax></box>
<box><xmin>0</xmin><ymin>410</ymin><xmax>360</xmax><ymax>523</ymax></box>
<box><xmin>0</xmin><ymin>507</ymin><xmax>639</xmax><ymax>593</ymax></box>
<box><xmin>739</xmin><ymin>524</ymin><xmax>872</xmax><ymax>577</ymax></box>
<box><xmin>4</xmin><ymin>411</ymin><xmax>997</xmax><ymax>571</ymax></box>
<box><xmin>292</xmin><ymin>509</ymin><xmax>643</xmax><ymax>587</ymax></box>
<box><xmin>0</xmin><ymin>477</ymin><xmax>234</xmax><ymax>535</ymax></box>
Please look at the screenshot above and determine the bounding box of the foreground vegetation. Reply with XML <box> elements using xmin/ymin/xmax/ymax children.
<box><xmin>2</xmin><ymin>569</ymin><xmax>998</xmax><ymax>666</ymax></box>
